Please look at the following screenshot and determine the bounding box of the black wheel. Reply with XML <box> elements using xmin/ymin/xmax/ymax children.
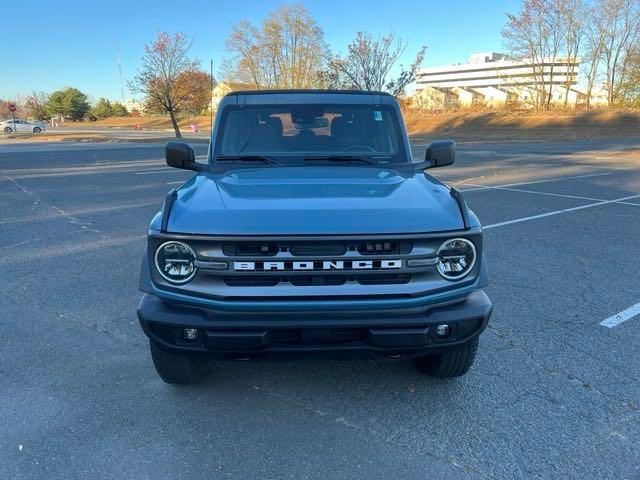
<box><xmin>3</xmin><ymin>127</ymin><xmax>12</xmax><ymax>134</ymax></box>
<box><xmin>33</xmin><ymin>127</ymin><xmax>41</xmax><ymax>133</ymax></box>
<box><xmin>149</xmin><ymin>340</ymin><xmax>210</xmax><ymax>384</ymax></box>
<box><xmin>414</xmin><ymin>336</ymin><xmax>479</xmax><ymax>378</ymax></box>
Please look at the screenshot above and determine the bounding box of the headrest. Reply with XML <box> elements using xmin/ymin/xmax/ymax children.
<box><xmin>265</xmin><ymin>116</ymin><xmax>283</xmax><ymax>137</ymax></box>
<box><xmin>331</xmin><ymin>116</ymin><xmax>352</xmax><ymax>137</ymax></box>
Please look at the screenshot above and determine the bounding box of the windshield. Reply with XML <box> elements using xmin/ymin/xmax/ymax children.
<box><xmin>214</xmin><ymin>104</ymin><xmax>407</xmax><ymax>165</ymax></box>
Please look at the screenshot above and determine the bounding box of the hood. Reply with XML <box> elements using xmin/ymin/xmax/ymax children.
<box><xmin>165</xmin><ymin>166</ymin><xmax>464</xmax><ymax>235</ymax></box>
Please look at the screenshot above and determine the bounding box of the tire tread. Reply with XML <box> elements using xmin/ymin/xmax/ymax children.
<box><xmin>149</xmin><ymin>340</ymin><xmax>209</xmax><ymax>385</ymax></box>
<box><xmin>415</xmin><ymin>336</ymin><xmax>479</xmax><ymax>378</ymax></box>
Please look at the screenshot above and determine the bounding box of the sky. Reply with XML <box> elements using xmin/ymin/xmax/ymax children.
<box><xmin>0</xmin><ymin>0</ymin><xmax>522</xmax><ymax>102</ymax></box>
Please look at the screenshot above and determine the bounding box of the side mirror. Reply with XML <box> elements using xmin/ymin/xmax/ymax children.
<box><xmin>165</xmin><ymin>141</ymin><xmax>202</xmax><ymax>171</ymax></box>
<box><xmin>424</xmin><ymin>140</ymin><xmax>456</xmax><ymax>169</ymax></box>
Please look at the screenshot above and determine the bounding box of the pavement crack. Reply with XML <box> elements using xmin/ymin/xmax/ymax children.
<box><xmin>486</xmin><ymin>326</ymin><xmax>640</xmax><ymax>416</ymax></box>
<box><xmin>3</xmin><ymin>174</ymin><xmax>101</xmax><ymax>233</ymax></box>
<box><xmin>2</xmin><ymin>239</ymin><xmax>41</xmax><ymax>249</ymax></box>
<box><xmin>233</xmin><ymin>381</ymin><xmax>487</xmax><ymax>476</ymax></box>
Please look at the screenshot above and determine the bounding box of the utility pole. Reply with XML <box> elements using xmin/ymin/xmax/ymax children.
<box><xmin>117</xmin><ymin>44</ymin><xmax>125</xmax><ymax>103</ymax></box>
<box><xmin>210</xmin><ymin>59</ymin><xmax>214</xmax><ymax>133</ymax></box>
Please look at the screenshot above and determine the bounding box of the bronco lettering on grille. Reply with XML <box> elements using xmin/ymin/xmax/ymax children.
<box><xmin>234</xmin><ymin>260</ymin><xmax>402</xmax><ymax>271</ymax></box>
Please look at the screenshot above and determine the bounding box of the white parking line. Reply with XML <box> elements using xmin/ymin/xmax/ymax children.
<box><xmin>167</xmin><ymin>181</ymin><xmax>184</xmax><ymax>185</ymax></box>
<box><xmin>600</xmin><ymin>302</ymin><xmax>640</xmax><ymax>328</ymax></box>
<box><xmin>466</xmin><ymin>184</ymin><xmax>640</xmax><ymax>206</ymax></box>
<box><xmin>484</xmin><ymin>193</ymin><xmax>640</xmax><ymax>230</ymax></box>
<box><xmin>459</xmin><ymin>151</ymin><xmax>497</xmax><ymax>156</ymax></box>
<box><xmin>460</xmin><ymin>172</ymin><xmax>611</xmax><ymax>192</ymax></box>
<box><xmin>135</xmin><ymin>169</ymin><xmax>180</xmax><ymax>175</ymax></box>
<box><xmin>463</xmin><ymin>184</ymin><xmax>605</xmax><ymax>202</ymax></box>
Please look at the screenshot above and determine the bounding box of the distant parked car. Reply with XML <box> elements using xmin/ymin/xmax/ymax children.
<box><xmin>1</xmin><ymin>119</ymin><xmax>47</xmax><ymax>134</ymax></box>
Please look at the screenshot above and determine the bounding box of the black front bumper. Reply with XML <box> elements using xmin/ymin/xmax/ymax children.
<box><xmin>137</xmin><ymin>290</ymin><xmax>493</xmax><ymax>357</ymax></box>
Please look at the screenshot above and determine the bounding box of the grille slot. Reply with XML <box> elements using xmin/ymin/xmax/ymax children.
<box><xmin>289</xmin><ymin>275</ymin><xmax>346</xmax><ymax>286</ymax></box>
<box><xmin>289</xmin><ymin>243</ymin><xmax>347</xmax><ymax>256</ymax></box>
<box><xmin>270</xmin><ymin>329</ymin><xmax>300</xmax><ymax>344</ymax></box>
<box><xmin>223</xmin><ymin>244</ymin><xmax>279</xmax><ymax>256</ymax></box>
<box><xmin>357</xmin><ymin>274</ymin><xmax>411</xmax><ymax>285</ymax></box>
<box><xmin>357</xmin><ymin>241</ymin><xmax>411</xmax><ymax>255</ymax></box>
<box><xmin>270</xmin><ymin>328</ymin><xmax>363</xmax><ymax>345</ymax></box>
<box><xmin>225</xmin><ymin>276</ymin><xmax>280</xmax><ymax>287</ymax></box>
<box><xmin>332</xmin><ymin>328</ymin><xmax>363</xmax><ymax>343</ymax></box>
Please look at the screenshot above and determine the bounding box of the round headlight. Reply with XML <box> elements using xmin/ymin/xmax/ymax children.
<box><xmin>154</xmin><ymin>241</ymin><xmax>198</xmax><ymax>284</ymax></box>
<box><xmin>436</xmin><ymin>238</ymin><xmax>476</xmax><ymax>280</ymax></box>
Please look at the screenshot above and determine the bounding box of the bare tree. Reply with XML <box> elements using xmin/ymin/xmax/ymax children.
<box><xmin>25</xmin><ymin>91</ymin><xmax>50</xmax><ymax>120</ymax></box>
<box><xmin>327</xmin><ymin>32</ymin><xmax>426</xmax><ymax>97</ymax></box>
<box><xmin>619</xmin><ymin>46</ymin><xmax>640</xmax><ymax>104</ymax></box>
<box><xmin>543</xmin><ymin>1</ymin><xmax>567</xmax><ymax>108</ymax></box>
<box><xmin>386</xmin><ymin>47</ymin><xmax>428</xmax><ymax>97</ymax></box>
<box><xmin>129</xmin><ymin>32</ymin><xmax>207</xmax><ymax>137</ymax></box>
<box><xmin>583</xmin><ymin>4</ymin><xmax>608</xmax><ymax>108</ymax></box>
<box><xmin>224</xmin><ymin>4</ymin><xmax>327</xmax><ymax>89</ymax></box>
<box><xmin>0</xmin><ymin>99</ymin><xmax>15</xmax><ymax>118</ymax></box>
<box><xmin>225</xmin><ymin>21</ymin><xmax>264</xmax><ymax>87</ymax></box>
<box><xmin>561</xmin><ymin>0</ymin><xmax>586</xmax><ymax>105</ymax></box>
<box><xmin>502</xmin><ymin>0</ymin><xmax>567</xmax><ymax>110</ymax></box>
<box><xmin>503</xmin><ymin>0</ymin><xmax>639</xmax><ymax>108</ymax></box>
<box><xmin>597</xmin><ymin>0</ymin><xmax>640</xmax><ymax>104</ymax></box>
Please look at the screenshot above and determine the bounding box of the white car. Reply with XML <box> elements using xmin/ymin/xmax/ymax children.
<box><xmin>1</xmin><ymin>119</ymin><xmax>47</xmax><ymax>134</ymax></box>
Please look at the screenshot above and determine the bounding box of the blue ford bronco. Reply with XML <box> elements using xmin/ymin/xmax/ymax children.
<box><xmin>137</xmin><ymin>90</ymin><xmax>492</xmax><ymax>384</ymax></box>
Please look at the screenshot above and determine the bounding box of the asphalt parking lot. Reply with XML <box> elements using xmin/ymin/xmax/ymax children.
<box><xmin>1</xmin><ymin>137</ymin><xmax>639</xmax><ymax>479</ymax></box>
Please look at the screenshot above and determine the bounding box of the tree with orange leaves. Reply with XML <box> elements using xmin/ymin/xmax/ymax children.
<box><xmin>129</xmin><ymin>32</ymin><xmax>211</xmax><ymax>137</ymax></box>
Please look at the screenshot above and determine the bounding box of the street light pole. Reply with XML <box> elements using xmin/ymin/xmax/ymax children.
<box><xmin>210</xmin><ymin>59</ymin><xmax>214</xmax><ymax>134</ymax></box>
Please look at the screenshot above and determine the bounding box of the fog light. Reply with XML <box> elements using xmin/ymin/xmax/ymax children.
<box><xmin>182</xmin><ymin>328</ymin><xmax>199</xmax><ymax>341</ymax></box>
<box><xmin>435</xmin><ymin>324</ymin><xmax>451</xmax><ymax>338</ymax></box>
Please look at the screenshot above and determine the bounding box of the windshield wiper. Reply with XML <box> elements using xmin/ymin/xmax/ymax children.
<box><xmin>303</xmin><ymin>155</ymin><xmax>374</xmax><ymax>165</ymax></box>
<box><xmin>215</xmin><ymin>155</ymin><xmax>282</xmax><ymax>165</ymax></box>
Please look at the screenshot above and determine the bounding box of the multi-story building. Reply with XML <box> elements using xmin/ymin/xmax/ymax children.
<box><xmin>122</xmin><ymin>99</ymin><xmax>145</xmax><ymax>115</ymax></box>
<box><xmin>210</xmin><ymin>82</ymin><xmax>256</xmax><ymax>111</ymax></box>
<box><xmin>413</xmin><ymin>52</ymin><xmax>596</xmax><ymax>109</ymax></box>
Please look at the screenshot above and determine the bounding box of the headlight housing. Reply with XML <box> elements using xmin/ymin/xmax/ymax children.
<box><xmin>436</xmin><ymin>238</ymin><xmax>476</xmax><ymax>280</ymax></box>
<box><xmin>154</xmin><ymin>241</ymin><xmax>198</xmax><ymax>284</ymax></box>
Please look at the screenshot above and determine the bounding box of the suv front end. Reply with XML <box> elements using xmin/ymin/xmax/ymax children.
<box><xmin>137</xmin><ymin>90</ymin><xmax>492</xmax><ymax>384</ymax></box>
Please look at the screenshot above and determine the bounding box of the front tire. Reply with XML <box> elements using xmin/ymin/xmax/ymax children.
<box><xmin>33</xmin><ymin>127</ymin><xmax>42</xmax><ymax>133</ymax></box>
<box><xmin>149</xmin><ymin>340</ymin><xmax>210</xmax><ymax>384</ymax></box>
<box><xmin>4</xmin><ymin>127</ymin><xmax>12</xmax><ymax>134</ymax></box>
<box><xmin>414</xmin><ymin>336</ymin><xmax>479</xmax><ymax>378</ymax></box>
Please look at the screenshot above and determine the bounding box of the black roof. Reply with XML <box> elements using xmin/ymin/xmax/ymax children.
<box><xmin>226</xmin><ymin>89</ymin><xmax>392</xmax><ymax>96</ymax></box>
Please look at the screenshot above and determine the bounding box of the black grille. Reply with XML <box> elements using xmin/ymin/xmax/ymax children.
<box><xmin>219</xmin><ymin>239</ymin><xmax>417</xmax><ymax>288</ymax></box>
<box><xmin>289</xmin><ymin>275</ymin><xmax>346</xmax><ymax>286</ymax></box>
<box><xmin>223</xmin><ymin>274</ymin><xmax>411</xmax><ymax>287</ymax></box>
<box><xmin>270</xmin><ymin>329</ymin><xmax>300</xmax><ymax>344</ymax></box>
<box><xmin>357</xmin><ymin>274</ymin><xmax>411</xmax><ymax>285</ymax></box>
<box><xmin>223</xmin><ymin>244</ymin><xmax>279</xmax><ymax>256</ymax></box>
<box><xmin>270</xmin><ymin>328</ymin><xmax>363</xmax><ymax>345</ymax></box>
<box><xmin>289</xmin><ymin>243</ymin><xmax>347</xmax><ymax>256</ymax></box>
<box><xmin>357</xmin><ymin>241</ymin><xmax>411</xmax><ymax>255</ymax></box>
<box><xmin>225</xmin><ymin>276</ymin><xmax>280</xmax><ymax>287</ymax></box>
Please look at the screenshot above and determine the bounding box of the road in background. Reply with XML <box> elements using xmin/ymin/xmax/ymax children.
<box><xmin>1</xmin><ymin>138</ymin><xmax>639</xmax><ymax>479</ymax></box>
<box><xmin>0</xmin><ymin>125</ymin><xmax>211</xmax><ymax>143</ymax></box>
